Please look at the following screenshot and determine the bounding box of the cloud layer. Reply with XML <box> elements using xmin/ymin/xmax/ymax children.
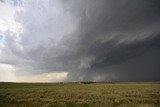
<box><xmin>0</xmin><ymin>0</ymin><xmax>160</xmax><ymax>82</ymax></box>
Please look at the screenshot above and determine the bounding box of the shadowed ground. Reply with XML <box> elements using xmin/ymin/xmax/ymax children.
<box><xmin>0</xmin><ymin>82</ymin><xmax>160</xmax><ymax>107</ymax></box>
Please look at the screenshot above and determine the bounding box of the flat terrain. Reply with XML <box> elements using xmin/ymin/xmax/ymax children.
<box><xmin>0</xmin><ymin>82</ymin><xmax>160</xmax><ymax>107</ymax></box>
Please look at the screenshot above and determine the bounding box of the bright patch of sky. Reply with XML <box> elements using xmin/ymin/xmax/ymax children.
<box><xmin>0</xmin><ymin>34</ymin><xmax>3</xmax><ymax>40</ymax></box>
<box><xmin>0</xmin><ymin>1</ymin><xmax>23</xmax><ymax>35</ymax></box>
<box><xmin>0</xmin><ymin>64</ymin><xmax>68</xmax><ymax>82</ymax></box>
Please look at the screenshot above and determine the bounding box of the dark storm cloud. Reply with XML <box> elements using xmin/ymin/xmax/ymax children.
<box><xmin>51</xmin><ymin>0</ymin><xmax>160</xmax><ymax>71</ymax></box>
<box><xmin>67</xmin><ymin>46</ymin><xmax>160</xmax><ymax>82</ymax></box>
<box><xmin>0</xmin><ymin>0</ymin><xmax>160</xmax><ymax>81</ymax></box>
<box><xmin>59</xmin><ymin>0</ymin><xmax>160</xmax><ymax>81</ymax></box>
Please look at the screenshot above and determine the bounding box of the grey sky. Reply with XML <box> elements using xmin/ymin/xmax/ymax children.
<box><xmin>0</xmin><ymin>0</ymin><xmax>160</xmax><ymax>82</ymax></box>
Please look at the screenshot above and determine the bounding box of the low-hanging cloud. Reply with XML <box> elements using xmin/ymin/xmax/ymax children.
<box><xmin>0</xmin><ymin>0</ymin><xmax>160</xmax><ymax>82</ymax></box>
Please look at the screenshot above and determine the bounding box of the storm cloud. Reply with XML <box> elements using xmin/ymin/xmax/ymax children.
<box><xmin>0</xmin><ymin>0</ymin><xmax>160</xmax><ymax>82</ymax></box>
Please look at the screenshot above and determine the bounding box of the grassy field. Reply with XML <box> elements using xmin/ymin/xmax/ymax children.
<box><xmin>0</xmin><ymin>82</ymin><xmax>160</xmax><ymax>107</ymax></box>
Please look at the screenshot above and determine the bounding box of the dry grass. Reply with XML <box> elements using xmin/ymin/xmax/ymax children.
<box><xmin>0</xmin><ymin>82</ymin><xmax>160</xmax><ymax>107</ymax></box>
